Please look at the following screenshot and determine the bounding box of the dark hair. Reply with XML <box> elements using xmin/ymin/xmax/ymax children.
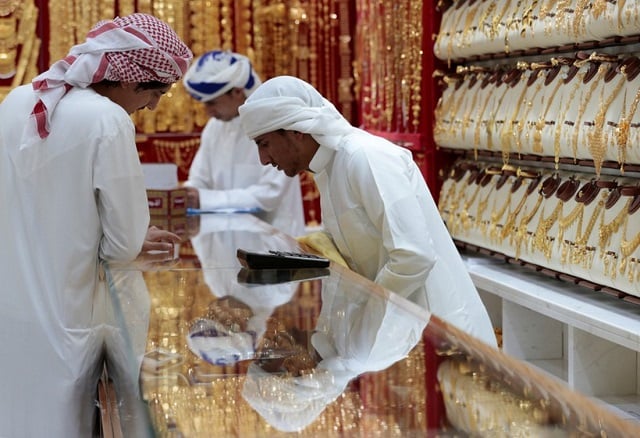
<box><xmin>136</xmin><ymin>80</ymin><xmax>170</xmax><ymax>91</ymax></box>
<box><xmin>95</xmin><ymin>79</ymin><xmax>170</xmax><ymax>90</ymax></box>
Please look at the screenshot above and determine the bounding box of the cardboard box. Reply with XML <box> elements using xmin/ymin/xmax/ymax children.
<box><xmin>147</xmin><ymin>188</ymin><xmax>187</xmax><ymax>216</ymax></box>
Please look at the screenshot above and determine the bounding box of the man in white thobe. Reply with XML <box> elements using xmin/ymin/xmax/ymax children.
<box><xmin>0</xmin><ymin>14</ymin><xmax>192</xmax><ymax>437</ymax></box>
<box><xmin>182</xmin><ymin>51</ymin><xmax>306</xmax><ymax>236</ymax></box>
<box><xmin>238</xmin><ymin>76</ymin><xmax>497</xmax><ymax>347</ymax></box>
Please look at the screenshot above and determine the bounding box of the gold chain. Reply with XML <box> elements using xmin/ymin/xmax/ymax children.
<box><xmin>588</xmin><ymin>71</ymin><xmax>627</xmax><ymax>175</ymax></box>
<box><xmin>533</xmin><ymin>200</ymin><xmax>563</xmax><ymax>260</ymax></box>
<box><xmin>514</xmin><ymin>194</ymin><xmax>543</xmax><ymax>259</ymax></box>
<box><xmin>570</xmin><ymin>195</ymin><xmax>606</xmax><ymax>268</ymax></box>
<box><xmin>569</xmin><ymin>63</ymin><xmax>607</xmax><ymax>163</ymax></box>
<box><xmin>599</xmin><ymin>198</ymin><xmax>631</xmax><ymax>251</ymax></box>
<box><xmin>616</xmin><ymin>86</ymin><xmax>640</xmax><ymax>171</ymax></box>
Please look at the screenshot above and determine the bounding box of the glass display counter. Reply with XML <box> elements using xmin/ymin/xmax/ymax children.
<box><xmin>103</xmin><ymin>213</ymin><xmax>640</xmax><ymax>437</ymax></box>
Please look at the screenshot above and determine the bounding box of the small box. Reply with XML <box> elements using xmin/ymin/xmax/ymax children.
<box><xmin>147</xmin><ymin>188</ymin><xmax>187</xmax><ymax>216</ymax></box>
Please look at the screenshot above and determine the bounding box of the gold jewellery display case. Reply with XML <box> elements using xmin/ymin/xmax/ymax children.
<box><xmin>102</xmin><ymin>213</ymin><xmax>639</xmax><ymax>436</ymax></box>
<box><xmin>434</xmin><ymin>0</ymin><xmax>640</xmax><ymax>303</ymax></box>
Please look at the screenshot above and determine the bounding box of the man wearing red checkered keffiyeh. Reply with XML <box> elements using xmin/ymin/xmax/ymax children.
<box><xmin>0</xmin><ymin>14</ymin><xmax>191</xmax><ymax>437</ymax></box>
<box><xmin>30</xmin><ymin>12</ymin><xmax>192</xmax><ymax>140</ymax></box>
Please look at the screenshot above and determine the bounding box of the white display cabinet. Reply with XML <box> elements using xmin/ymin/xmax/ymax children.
<box><xmin>465</xmin><ymin>253</ymin><xmax>640</xmax><ymax>422</ymax></box>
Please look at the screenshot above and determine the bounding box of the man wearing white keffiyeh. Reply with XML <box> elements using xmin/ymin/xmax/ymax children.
<box><xmin>238</xmin><ymin>76</ymin><xmax>497</xmax><ymax>348</ymax></box>
<box><xmin>181</xmin><ymin>51</ymin><xmax>305</xmax><ymax>236</ymax></box>
<box><xmin>0</xmin><ymin>13</ymin><xmax>191</xmax><ymax>437</ymax></box>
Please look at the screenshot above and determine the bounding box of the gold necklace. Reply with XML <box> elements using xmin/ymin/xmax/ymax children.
<box><xmin>499</xmin><ymin>66</ymin><xmax>530</xmax><ymax>159</ymax></box>
<box><xmin>476</xmin><ymin>171</ymin><xmax>500</xmax><ymax>237</ymax></box>
<box><xmin>531</xmin><ymin>63</ymin><xmax>566</xmax><ymax>158</ymax></box>
<box><xmin>616</xmin><ymin>85</ymin><xmax>640</xmax><ymax>171</ymax></box>
<box><xmin>599</xmin><ymin>198</ymin><xmax>631</xmax><ymax>251</ymax></box>
<box><xmin>569</xmin><ymin>62</ymin><xmax>608</xmax><ymax>163</ymax></box>
<box><xmin>533</xmin><ymin>200</ymin><xmax>563</xmax><ymax>260</ymax></box>
<box><xmin>448</xmin><ymin>73</ymin><xmax>472</xmax><ymax>138</ymax></box>
<box><xmin>488</xmin><ymin>0</ymin><xmax>513</xmax><ymax>40</ymax></box>
<box><xmin>473</xmin><ymin>71</ymin><xmax>498</xmax><ymax>149</ymax></box>
<box><xmin>571</xmin><ymin>195</ymin><xmax>606</xmax><ymax>268</ymax></box>
<box><xmin>553</xmin><ymin>70</ymin><xmax>584</xmax><ymax>165</ymax></box>
<box><xmin>557</xmin><ymin>199</ymin><xmax>584</xmax><ymax>260</ymax></box>
<box><xmin>489</xmin><ymin>184</ymin><xmax>513</xmax><ymax>243</ymax></box>
<box><xmin>478</xmin><ymin>1</ymin><xmax>498</xmax><ymax>40</ymax></box>
<box><xmin>573</xmin><ymin>0</ymin><xmax>591</xmax><ymax>38</ymax></box>
<box><xmin>588</xmin><ymin>71</ymin><xmax>627</xmax><ymax>175</ymax></box>
<box><xmin>439</xmin><ymin>175</ymin><xmax>459</xmax><ymax>220</ymax></box>
<box><xmin>619</xmin><ymin>209</ymin><xmax>640</xmax><ymax>279</ymax></box>
<box><xmin>513</xmin><ymin>66</ymin><xmax>544</xmax><ymax>160</ymax></box>
<box><xmin>447</xmin><ymin>175</ymin><xmax>474</xmax><ymax>237</ymax></box>
<box><xmin>501</xmin><ymin>172</ymin><xmax>541</xmax><ymax>241</ymax></box>
<box><xmin>489</xmin><ymin>82</ymin><xmax>513</xmax><ymax>159</ymax></box>
<box><xmin>460</xmin><ymin>182</ymin><xmax>484</xmax><ymax>234</ymax></box>
<box><xmin>515</xmin><ymin>193</ymin><xmax>544</xmax><ymax>259</ymax></box>
<box><xmin>462</xmin><ymin>78</ymin><xmax>482</xmax><ymax>159</ymax></box>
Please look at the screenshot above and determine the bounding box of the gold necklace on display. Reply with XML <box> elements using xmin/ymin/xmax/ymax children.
<box><xmin>569</xmin><ymin>62</ymin><xmax>608</xmax><ymax>164</ymax></box>
<box><xmin>532</xmin><ymin>200</ymin><xmax>563</xmax><ymax>260</ymax></box>
<box><xmin>588</xmin><ymin>70</ymin><xmax>627</xmax><ymax>175</ymax></box>
<box><xmin>616</xmin><ymin>83</ymin><xmax>640</xmax><ymax>171</ymax></box>
<box><xmin>489</xmin><ymin>179</ymin><xmax>514</xmax><ymax>243</ymax></box>
<box><xmin>514</xmin><ymin>193</ymin><xmax>544</xmax><ymax>259</ymax></box>
<box><xmin>599</xmin><ymin>198</ymin><xmax>631</xmax><ymax>254</ymax></box>
<box><xmin>619</xmin><ymin>210</ymin><xmax>640</xmax><ymax>282</ymax></box>
<box><xmin>501</xmin><ymin>171</ymin><xmax>541</xmax><ymax>241</ymax></box>
<box><xmin>570</xmin><ymin>195</ymin><xmax>606</xmax><ymax>269</ymax></box>
<box><xmin>499</xmin><ymin>66</ymin><xmax>530</xmax><ymax>160</ymax></box>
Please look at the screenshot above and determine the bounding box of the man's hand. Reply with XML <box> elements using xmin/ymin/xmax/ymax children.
<box><xmin>141</xmin><ymin>226</ymin><xmax>181</xmax><ymax>254</ymax></box>
<box><xmin>184</xmin><ymin>186</ymin><xmax>200</xmax><ymax>209</ymax></box>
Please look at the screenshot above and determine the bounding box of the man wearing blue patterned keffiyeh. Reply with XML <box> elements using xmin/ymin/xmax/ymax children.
<box><xmin>182</xmin><ymin>50</ymin><xmax>306</xmax><ymax>236</ymax></box>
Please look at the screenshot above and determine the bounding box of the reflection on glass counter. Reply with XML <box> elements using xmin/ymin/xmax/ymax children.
<box><xmin>103</xmin><ymin>213</ymin><xmax>640</xmax><ymax>437</ymax></box>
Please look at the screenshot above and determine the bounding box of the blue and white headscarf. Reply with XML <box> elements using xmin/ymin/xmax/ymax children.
<box><xmin>182</xmin><ymin>50</ymin><xmax>261</xmax><ymax>102</ymax></box>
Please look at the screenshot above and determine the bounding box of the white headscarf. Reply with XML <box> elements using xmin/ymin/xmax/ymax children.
<box><xmin>241</xmin><ymin>362</ymin><xmax>339</xmax><ymax>432</ymax></box>
<box><xmin>182</xmin><ymin>50</ymin><xmax>261</xmax><ymax>102</ymax></box>
<box><xmin>238</xmin><ymin>75</ymin><xmax>354</xmax><ymax>149</ymax></box>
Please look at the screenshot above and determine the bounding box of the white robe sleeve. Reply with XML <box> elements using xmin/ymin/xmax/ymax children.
<box><xmin>196</xmin><ymin>166</ymin><xmax>295</xmax><ymax>211</ymax></box>
<box><xmin>186</xmin><ymin>118</ymin><xmax>301</xmax><ymax>212</ymax></box>
<box><xmin>94</xmin><ymin>119</ymin><xmax>149</xmax><ymax>261</ymax></box>
<box><xmin>347</xmin><ymin>147</ymin><xmax>437</xmax><ymax>297</ymax></box>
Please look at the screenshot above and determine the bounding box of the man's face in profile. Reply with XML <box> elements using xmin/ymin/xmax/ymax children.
<box><xmin>204</xmin><ymin>88</ymin><xmax>245</xmax><ymax>122</ymax></box>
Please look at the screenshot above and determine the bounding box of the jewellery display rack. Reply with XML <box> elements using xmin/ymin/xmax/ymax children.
<box><xmin>102</xmin><ymin>212</ymin><xmax>640</xmax><ymax>436</ymax></box>
<box><xmin>433</xmin><ymin>0</ymin><xmax>640</xmax><ymax>422</ymax></box>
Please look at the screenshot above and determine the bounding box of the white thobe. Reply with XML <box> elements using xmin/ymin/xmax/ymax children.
<box><xmin>0</xmin><ymin>85</ymin><xmax>150</xmax><ymax>437</ymax></box>
<box><xmin>185</xmin><ymin>117</ymin><xmax>306</xmax><ymax>236</ymax></box>
<box><xmin>309</xmin><ymin>129</ymin><xmax>497</xmax><ymax>347</ymax></box>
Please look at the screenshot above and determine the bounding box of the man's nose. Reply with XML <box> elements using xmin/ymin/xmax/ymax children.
<box><xmin>257</xmin><ymin>149</ymin><xmax>270</xmax><ymax>166</ymax></box>
<box><xmin>147</xmin><ymin>96</ymin><xmax>161</xmax><ymax>110</ymax></box>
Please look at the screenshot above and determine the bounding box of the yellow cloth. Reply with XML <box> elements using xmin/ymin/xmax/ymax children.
<box><xmin>297</xmin><ymin>231</ymin><xmax>349</xmax><ymax>268</ymax></box>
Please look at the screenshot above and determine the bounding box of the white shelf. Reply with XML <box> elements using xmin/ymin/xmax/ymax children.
<box><xmin>465</xmin><ymin>255</ymin><xmax>640</xmax><ymax>351</ymax></box>
<box><xmin>599</xmin><ymin>395</ymin><xmax>640</xmax><ymax>422</ymax></box>
<box><xmin>466</xmin><ymin>254</ymin><xmax>640</xmax><ymax>419</ymax></box>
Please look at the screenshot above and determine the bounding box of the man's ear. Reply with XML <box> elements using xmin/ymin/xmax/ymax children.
<box><xmin>231</xmin><ymin>87</ymin><xmax>245</xmax><ymax>97</ymax></box>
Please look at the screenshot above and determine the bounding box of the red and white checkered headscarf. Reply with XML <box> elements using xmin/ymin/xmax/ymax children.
<box><xmin>29</xmin><ymin>13</ymin><xmax>192</xmax><ymax>139</ymax></box>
